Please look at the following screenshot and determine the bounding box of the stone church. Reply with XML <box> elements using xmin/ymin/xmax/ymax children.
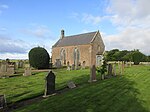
<box><xmin>52</xmin><ymin>30</ymin><xmax>105</xmax><ymax>68</ymax></box>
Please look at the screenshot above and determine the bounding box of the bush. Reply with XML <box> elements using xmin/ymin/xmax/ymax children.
<box><xmin>29</xmin><ymin>47</ymin><xmax>50</xmax><ymax>69</ymax></box>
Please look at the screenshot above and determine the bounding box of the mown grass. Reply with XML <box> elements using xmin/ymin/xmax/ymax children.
<box><xmin>14</xmin><ymin>65</ymin><xmax>150</xmax><ymax>112</ymax></box>
<box><xmin>0</xmin><ymin>69</ymin><xmax>90</xmax><ymax>103</ymax></box>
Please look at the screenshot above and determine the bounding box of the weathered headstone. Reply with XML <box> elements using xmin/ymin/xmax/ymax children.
<box><xmin>0</xmin><ymin>64</ymin><xmax>7</xmax><ymax>73</ymax></box>
<box><xmin>23</xmin><ymin>68</ymin><xmax>32</xmax><ymax>76</ymax></box>
<box><xmin>121</xmin><ymin>61</ymin><xmax>125</xmax><ymax>75</ymax></box>
<box><xmin>113</xmin><ymin>64</ymin><xmax>116</xmax><ymax>76</ymax></box>
<box><xmin>0</xmin><ymin>95</ymin><xmax>7</xmax><ymax>110</ymax></box>
<box><xmin>14</xmin><ymin>62</ymin><xmax>19</xmax><ymax>70</ymax></box>
<box><xmin>71</xmin><ymin>64</ymin><xmax>75</xmax><ymax>70</ymax></box>
<box><xmin>67</xmin><ymin>61</ymin><xmax>71</xmax><ymax>71</ymax></box>
<box><xmin>89</xmin><ymin>65</ymin><xmax>97</xmax><ymax>82</ymax></box>
<box><xmin>0</xmin><ymin>62</ymin><xmax>7</xmax><ymax>77</ymax></box>
<box><xmin>67</xmin><ymin>81</ymin><xmax>76</xmax><ymax>89</ymax></box>
<box><xmin>55</xmin><ymin>59</ymin><xmax>61</xmax><ymax>68</ymax></box>
<box><xmin>18</xmin><ymin>61</ymin><xmax>23</xmax><ymax>68</ymax></box>
<box><xmin>107</xmin><ymin>64</ymin><xmax>113</xmax><ymax>76</ymax></box>
<box><xmin>6</xmin><ymin>65</ymin><xmax>15</xmax><ymax>76</ymax></box>
<box><xmin>44</xmin><ymin>71</ymin><xmax>56</xmax><ymax>96</ymax></box>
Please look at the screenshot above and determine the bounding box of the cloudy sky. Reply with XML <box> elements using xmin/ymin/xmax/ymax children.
<box><xmin>0</xmin><ymin>0</ymin><xmax>150</xmax><ymax>59</ymax></box>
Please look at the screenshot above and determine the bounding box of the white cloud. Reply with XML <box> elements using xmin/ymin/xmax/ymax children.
<box><xmin>21</xmin><ymin>25</ymin><xmax>52</xmax><ymax>38</ymax></box>
<box><xmin>0</xmin><ymin>53</ymin><xmax>28</xmax><ymax>59</ymax></box>
<box><xmin>101</xmin><ymin>0</ymin><xmax>150</xmax><ymax>55</ymax></box>
<box><xmin>0</xmin><ymin>35</ymin><xmax>30</xmax><ymax>54</ymax></box>
<box><xmin>81</xmin><ymin>13</ymin><xmax>102</xmax><ymax>25</ymax></box>
<box><xmin>70</xmin><ymin>13</ymin><xmax>103</xmax><ymax>25</ymax></box>
<box><xmin>106</xmin><ymin>0</ymin><xmax>150</xmax><ymax>28</ymax></box>
<box><xmin>0</xmin><ymin>4</ymin><xmax>9</xmax><ymax>15</ymax></box>
<box><xmin>103</xmin><ymin>27</ymin><xmax>150</xmax><ymax>55</ymax></box>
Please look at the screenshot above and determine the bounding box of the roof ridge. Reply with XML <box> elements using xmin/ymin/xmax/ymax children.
<box><xmin>64</xmin><ymin>31</ymin><xmax>97</xmax><ymax>38</ymax></box>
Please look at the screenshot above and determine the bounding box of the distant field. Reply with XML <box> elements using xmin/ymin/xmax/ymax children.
<box><xmin>13</xmin><ymin>65</ymin><xmax>150</xmax><ymax>112</ymax></box>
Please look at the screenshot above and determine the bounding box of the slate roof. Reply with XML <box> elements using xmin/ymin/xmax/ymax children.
<box><xmin>53</xmin><ymin>31</ymin><xmax>97</xmax><ymax>47</ymax></box>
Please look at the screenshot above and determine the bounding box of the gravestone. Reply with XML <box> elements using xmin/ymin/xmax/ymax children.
<box><xmin>0</xmin><ymin>95</ymin><xmax>7</xmax><ymax>110</ymax></box>
<box><xmin>113</xmin><ymin>64</ymin><xmax>116</xmax><ymax>76</ymax></box>
<box><xmin>44</xmin><ymin>71</ymin><xmax>56</xmax><ymax>96</ymax></box>
<box><xmin>6</xmin><ymin>65</ymin><xmax>15</xmax><ymax>76</ymax></box>
<box><xmin>71</xmin><ymin>64</ymin><xmax>75</xmax><ymax>70</ymax></box>
<box><xmin>67</xmin><ymin>61</ymin><xmax>71</xmax><ymax>71</ymax></box>
<box><xmin>107</xmin><ymin>64</ymin><xmax>113</xmax><ymax>76</ymax></box>
<box><xmin>55</xmin><ymin>59</ymin><xmax>61</xmax><ymax>68</ymax></box>
<box><xmin>67</xmin><ymin>66</ymin><xmax>71</xmax><ymax>71</ymax></box>
<box><xmin>23</xmin><ymin>68</ymin><xmax>32</xmax><ymax>76</ymax></box>
<box><xmin>0</xmin><ymin>64</ymin><xmax>7</xmax><ymax>73</ymax></box>
<box><xmin>121</xmin><ymin>61</ymin><xmax>125</xmax><ymax>75</ymax></box>
<box><xmin>67</xmin><ymin>81</ymin><xmax>76</xmax><ymax>89</ymax></box>
<box><xmin>89</xmin><ymin>65</ymin><xmax>97</xmax><ymax>82</ymax></box>
<box><xmin>0</xmin><ymin>62</ymin><xmax>7</xmax><ymax>77</ymax></box>
<box><xmin>14</xmin><ymin>62</ymin><xmax>19</xmax><ymax>70</ymax></box>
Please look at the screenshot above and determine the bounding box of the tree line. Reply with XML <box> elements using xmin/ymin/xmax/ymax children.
<box><xmin>105</xmin><ymin>49</ymin><xmax>150</xmax><ymax>65</ymax></box>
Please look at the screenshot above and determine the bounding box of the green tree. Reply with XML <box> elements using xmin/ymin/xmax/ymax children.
<box><xmin>131</xmin><ymin>51</ymin><xmax>145</xmax><ymax>65</ymax></box>
<box><xmin>29</xmin><ymin>47</ymin><xmax>50</xmax><ymax>69</ymax></box>
<box><xmin>106</xmin><ymin>49</ymin><xmax>119</xmax><ymax>61</ymax></box>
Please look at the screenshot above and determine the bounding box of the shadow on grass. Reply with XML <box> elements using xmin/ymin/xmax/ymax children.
<box><xmin>15</xmin><ymin>74</ymin><xmax>149</xmax><ymax>112</ymax></box>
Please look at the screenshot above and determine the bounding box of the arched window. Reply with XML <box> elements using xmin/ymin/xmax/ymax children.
<box><xmin>60</xmin><ymin>48</ymin><xmax>66</xmax><ymax>65</ymax></box>
<box><xmin>74</xmin><ymin>48</ymin><xmax>80</xmax><ymax>65</ymax></box>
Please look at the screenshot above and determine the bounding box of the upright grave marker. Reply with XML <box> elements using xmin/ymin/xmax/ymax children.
<box><xmin>0</xmin><ymin>95</ymin><xmax>7</xmax><ymax>111</ymax></box>
<box><xmin>23</xmin><ymin>68</ymin><xmax>32</xmax><ymax>76</ymax></box>
<box><xmin>44</xmin><ymin>71</ymin><xmax>56</xmax><ymax>97</ymax></box>
<box><xmin>89</xmin><ymin>65</ymin><xmax>97</xmax><ymax>82</ymax></box>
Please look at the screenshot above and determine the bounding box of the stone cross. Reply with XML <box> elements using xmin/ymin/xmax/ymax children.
<box><xmin>44</xmin><ymin>71</ymin><xmax>56</xmax><ymax>96</ymax></box>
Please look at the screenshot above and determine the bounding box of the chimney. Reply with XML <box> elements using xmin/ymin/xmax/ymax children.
<box><xmin>60</xmin><ymin>29</ymin><xmax>64</xmax><ymax>39</ymax></box>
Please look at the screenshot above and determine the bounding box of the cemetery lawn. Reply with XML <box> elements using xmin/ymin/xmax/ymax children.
<box><xmin>0</xmin><ymin>69</ymin><xmax>90</xmax><ymax>103</ymax></box>
<box><xmin>14</xmin><ymin>65</ymin><xmax>150</xmax><ymax>112</ymax></box>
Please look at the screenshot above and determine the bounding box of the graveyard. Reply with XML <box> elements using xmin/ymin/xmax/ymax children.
<box><xmin>0</xmin><ymin>64</ymin><xmax>150</xmax><ymax>112</ymax></box>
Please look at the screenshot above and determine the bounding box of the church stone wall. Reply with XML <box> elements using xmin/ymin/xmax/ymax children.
<box><xmin>52</xmin><ymin>44</ymin><xmax>91</xmax><ymax>67</ymax></box>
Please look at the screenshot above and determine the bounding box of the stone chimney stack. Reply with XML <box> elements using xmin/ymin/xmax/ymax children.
<box><xmin>60</xmin><ymin>29</ymin><xmax>64</xmax><ymax>39</ymax></box>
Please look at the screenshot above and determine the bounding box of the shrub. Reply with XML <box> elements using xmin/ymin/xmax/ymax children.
<box><xmin>29</xmin><ymin>47</ymin><xmax>50</xmax><ymax>69</ymax></box>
